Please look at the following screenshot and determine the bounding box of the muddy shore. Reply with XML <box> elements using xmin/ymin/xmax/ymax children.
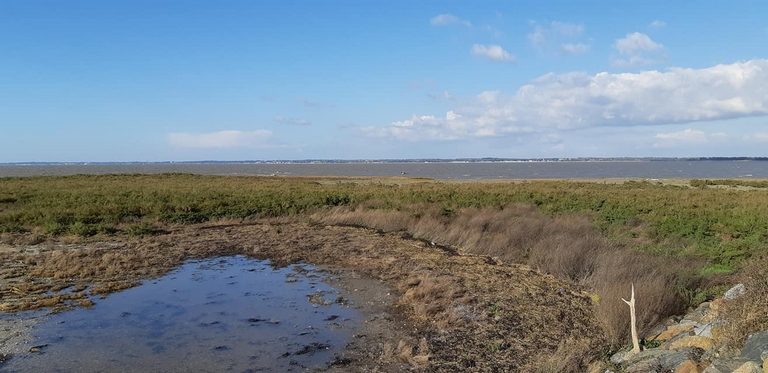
<box><xmin>0</xmin><ymin>221</ymin><xmax>601</xmax><ymax>371</ymax></box>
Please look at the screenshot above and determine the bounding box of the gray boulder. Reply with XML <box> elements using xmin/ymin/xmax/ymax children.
<box><xmin>724</xmin><ymin>283</ymin><xmax>746</xmax><ymax>300</ymax></box>
<box><xmin>704</xmin><ymin>357</ymin><xmax>758</xmax><ymax>373</ymax></box>
<box><xmin>741</xmin><ymin>330</ymin><xmax>768</xmax><ymax>361</ymax></box>
<box><xmin>622</xmin><ymin>348</ymin><xmax>703</xmax><ymax>373</ymax></box>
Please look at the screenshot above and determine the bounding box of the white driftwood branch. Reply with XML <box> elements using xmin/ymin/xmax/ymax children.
<box><xmin>621</xmin><ymin>283</ymin><xmax>641</xmax><ymax>354</ymax></box>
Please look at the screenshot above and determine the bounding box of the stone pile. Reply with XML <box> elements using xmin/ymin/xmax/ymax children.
<box><xmin>606</xmin><ymin>284</ymin><xmax>768</xmax><ymax>373</ymax></box>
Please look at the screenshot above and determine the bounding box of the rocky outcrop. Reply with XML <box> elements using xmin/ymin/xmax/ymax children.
<box><xmin>610</xmin><ymin>284</ymin><xmax>767</xmax><ymax>373</ymax></box>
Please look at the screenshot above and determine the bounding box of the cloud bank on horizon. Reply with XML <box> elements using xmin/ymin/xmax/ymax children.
<box><xmin>372</xmin><ymin>59</ymin><xmax>768</xmax><ymax>140</ymax></box>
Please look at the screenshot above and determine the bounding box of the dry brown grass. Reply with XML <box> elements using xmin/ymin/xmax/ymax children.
<box><xmin>317</xmin><ymin>204</ymin><xmax>697</xmax><ymax>349</ymax></box>
<box><xmin>525</xmin><ymin>337</ymin><xmax>595</xmax><ymax>373</ymax></box>
<box><xmin>1</xmin><ymin>221</ymin><xmax>603</xmax><ymax>371</ymax></box>
<box><xmin>588</xmin><ymin>251</ymin><xmax>693</xmax><ymax>346</ymax></box>
<box><xmin>716</xmin><ymin>255</ymin><xmax>768</xmax><ymax>349</ymax></box>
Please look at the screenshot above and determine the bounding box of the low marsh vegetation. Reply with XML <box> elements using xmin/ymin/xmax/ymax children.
<box><xmin>2</xmin><ymin>174</ymin><xmax>767</xmax><ymax>351</ymax></box>
<box><xmin>691</xmin><ymin>179</ymin><xmax>768</xmax><ymax>189</ymax></box>
<box><xmin>2</xmin><ymin>175</ymin><xmax>766</xmax><ymax>269</ymax></box>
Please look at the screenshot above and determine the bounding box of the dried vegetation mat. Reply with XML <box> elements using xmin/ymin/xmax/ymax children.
<box><xmin>0</xmin><ymin>221</ymin><xmax>603</xmax><ymax>371</ymax></box>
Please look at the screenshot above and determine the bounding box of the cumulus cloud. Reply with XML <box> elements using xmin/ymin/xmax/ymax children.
<box><xmin>274</xmin><ymin>116</ymin><xmax>311</xmax><ymax>126</ymax></box>
<box><xmin>168</xmin><ymin>130</ymin><xmax>273</xmax><ymax>148</ymax></box>
<box><xmin>371</xmin><ymin>59</ymin><xmax>768</xmax><ymax>141</ymax></box>
<box><xmin>471</xmin><ymin>44</ymin><xmax>515</xmax><ymax>62</ymax></box>
<box><xmin>649</xmin><ymin>20</ymin><xmax>667</xmax><ymax>29</ymax></box>
<box><xmin>613</xmin><ymin>32</ymin><xmax>664</xmax><ymax>66</ymax></box>
<box><xmin>430</xmin><ymin>14</ymin><xmax>471</xmax><ymax>27</ymax></box>
<box><xmin>560</xmin><ymin>43</ymin><xmax>590</xmax><ymax>55</ymax></box>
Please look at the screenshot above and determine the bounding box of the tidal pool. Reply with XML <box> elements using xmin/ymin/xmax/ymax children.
<box><xmin>2</xmin><ymin>256</ymin><xmax>361</xmax><ymax>372</ymax></box>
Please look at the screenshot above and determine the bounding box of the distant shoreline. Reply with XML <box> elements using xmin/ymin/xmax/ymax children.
<box><xmin>2</xmin><ymin>157</ymin><xmax>768</xmax><ymax>166</ymax></box>
<box><xmin>2</xmin><ymin>159</ymin><xmax>767</xmax><ymax>179</ymax></box>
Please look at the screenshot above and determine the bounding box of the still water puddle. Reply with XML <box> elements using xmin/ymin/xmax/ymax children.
<box><xmin>3</xmin><ymin>256</ymin><xmax>360</xmax><ymax>372</ymax></box>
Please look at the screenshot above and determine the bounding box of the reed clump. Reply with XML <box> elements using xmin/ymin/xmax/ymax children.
<box><xmin>318</xmin><ymin>204</ymin><xmax>697</xmax><ymax>348</ymax></box>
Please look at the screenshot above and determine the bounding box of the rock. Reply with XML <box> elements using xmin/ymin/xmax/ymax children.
<box><xmin>647</xmin><ymin>322</ymin><xmax>670</xmax><ymax>340</ymax></box>
<box><xmin>733</xmin><ymin>361</ymin><xmax>762</xmax><ymax>373</ymax></box>
<box><xmin>694</xmin><ymin>323</ymin><xmax>713</xmax><ymax>338</ymax></box>
<box><xmin>623</xmin><ymin>350</ymin><xmax>669</xmax><ymax>373</ymax></box>
<box><xmin>725</xmin><ymin>284</ymin><xmax>747</xmax><ymax>300</ymax></box>
<box><xmin>709</xmin><ymin>299</ymin><xmax>725</xmax><ymax>311</ymax></box>
<box><xmin>659</xmin><ymin>348</ymin><xmax>704</xmax><ymax>369</ymax></box>
<box><xmin>675</xmin><ymin>360</ymin><xmax>702</xmax><ymax>373</ymax></box>
<box><xmin>657</xmin><ymin>324</ymin><xmax>696</xmax><ymax>341</ymax></box>
<box><xmin>610</xmin><ymin>350</ymin><xmax>630</xmax><ymax>365</ymax></box>
<box><xmin>622</xmin><ymin>349</ymin><xmax>703</xmax><ymax>373</ymax></box>
<box><xmin>663</xmin><ymin>329</ymin><xmax>702</xmax><ymax>350</ymax></box>
<box><xmin>704</xmin><ymin>358</ymin><xmax>756</xmax><ymax>373</ymax></box>
<box><xmin>696</xmin><ymin>302</ymin><xmax>711</xmax><ymax>312</ymax></box>
<box><xmin>670</xmin><ymin>336</ymin><xmax>715</xmax><ymax>351</ymax></box>
<box><xmin>28</xmin><ymin>344</ymin><xmax>48</xmax><ymax>353</ymax></box>
<box><xmin>683</xmin><ymin>302</ymin><xmax>711</xmax><ymax>324</ymax></box>
<box><xmin>763</xmin><ymin>352</ymin><xmax>768</xmax><ymax>373</ymax></box>
<box><xmin>742</xmin><ymin>331</ymin><xmax>768</xmax><ymax>361</ymax></box>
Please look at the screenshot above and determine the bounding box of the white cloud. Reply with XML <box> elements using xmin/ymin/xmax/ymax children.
<box><xmin>430</xmin><ymin>14</ymin><xmax>471</xmax><ymax>27</ymax></box>
<box><xmin>471</xmin><ymin>44</ymin><xmax>515</xmax><ymax>62</ymax></box>
<box><xmin>615</xmin><ymin>32</ymin><xmax>663</xmax><ymax>54</ymax></box>
<box><xmin>653</xmin><ymin>128</ymin><xmax>728</xmax><ymax>147</ymax></box>
<box><xmin>274</xmin><ymin>116</ymin><xmax>311</xmax><ymax>126</ymax></box>
<box><xmin>528</xmin><ymin>21</ymin><xmax>585</xmax><ymax>47</ymax></box>
<box><xmin>654</xmin><ymin>128</ymin><xmax>707</xmax><ymax>144</ymax></box>
<box><xmin>372</xmin><ymin>59</ymin><xmax>768</xmax><ymax>141</ymax></box>
<box><xmin>168</xmin><ymin>130</ymin><xmax>273</xmax><ymax>148</ymax></box>
<box><xmin>613</xmin><ymin>32</ymin><xmax>664</xmax><ymax>66</ymax></box>
<box><xmin>649</xmin><ymin>20</ymin><xmax>667</xmax><ymax>29</ymax></box>
<box><xmin>528</xmin><ymin>21</ymin><xmax>589</xmax><ymax>56</ymax></box>
<box><xmin>560</xmin><ymin>43</ymin><xmax>590</xmax><ymax>55</ymax></box>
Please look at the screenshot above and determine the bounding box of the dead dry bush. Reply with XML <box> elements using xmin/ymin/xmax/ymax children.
<box><xmin>399</xmin><ymin>273</ymin><xmax>472</xmax><ymax>329</ymax></box>
<box><xmin>317</xmin><ymin>204</ymin><xmax>697</xmax><ymax>349</ymax></box>
<box><xmin>717</xmin><ymin>255</ymin><xmax>768</xmax><ymax>348</ymax></box>
<box><xmin>588</xmin><ymin>251</ymin><xmax>693</xmax><ymax>346</ymax></box>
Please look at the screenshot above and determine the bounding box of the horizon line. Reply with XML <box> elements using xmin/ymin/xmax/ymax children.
<box><xmin>2</xmin><ymin>156</ymin><xmax>768</xmax><ymax>165</ymax></box>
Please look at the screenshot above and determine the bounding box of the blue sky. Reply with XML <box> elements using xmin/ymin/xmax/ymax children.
<box><xmin>1</xmin><ymin>0</ymin><xmax>767</xmax><ymax>161</ymax></box>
